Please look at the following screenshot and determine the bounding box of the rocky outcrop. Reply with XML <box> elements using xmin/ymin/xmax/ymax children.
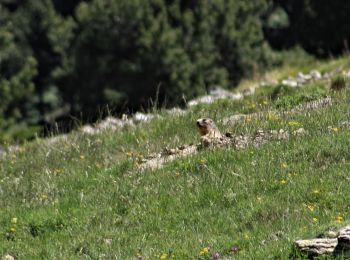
<box><xmin>294</xmin><ymin>238</ymin><xmax>338</xmax><ymax>257</ymax></box>
<box><xmin>293</xmin><ymin>226</ymin><xmax>350</xmax><ymax>258</ymax></box>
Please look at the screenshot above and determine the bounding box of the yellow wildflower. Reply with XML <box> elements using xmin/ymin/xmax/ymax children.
<box><xmin>312</xmin><ymin>189</ymin><xmax>320</xmax><ymax>194</ymax></box>
<box><xmin>54</xmin><ymin>168</ymin><xmax>63</xmax><ymax>174</ymax></box>
<box><xmin>307</xmin><ymin>205</ymin><xmax>315</xmax><ymax>212</ymax></box>
<box><xmin>201</xmin><ymin>247</ymin><xmax>209</xmax><ymax>255</ymax></box>
<box><xmin>200</xmin><ymin>247</ymin><xmax>210</xmax><ymax>255</ymax></box>
<box><xmin>10</xmin><ymin>227</ymin><xmax>16</xmax><ymax>233</ymax></box>
<box><xmin>331</xmin><ymin>127</ymin><xmax>339</xmax><ymax>133</ymax></box>
<box><xmin>257</xmin><ymin>196</ymin><xmax>262</xmax><ymax>202</ymax></box>
<box><xmin>267</xmin><ymin>113</ymin><xmax>279</xmax><ymax>121</ymax></box>
<box><xmin>80</xmin><ymin>155</ymin><xmax>85</xmax><ymax>160</ymax></box>
<box><xmin>312</xmin><ymin>218</ymin><xmax>318</xmax><ymax>223</ymax></box>
<box><xmin>288</xmin><ymin>121</ymin><xmax>301</xmax><ymax>127</ymax></box>
<box><xmin>334</xmin><ymin>216</ymin><xmax>344</xmax><ymax>223</ymax></box>
<box><xmin>11</xmin><ymin>218</ymin><xmax>17</xmax><ymax>224</ymax></box>
<box><xmin>280</xmin><ymin>179</ymin><xmax>287</xmax><ymax>184</ymax></box>
<box><xmin>159</xmin><ymin>253</ymin><xmax>167</xmax><ymax>260</ymax></box>
<box><xmin>281</xmin><ymin>163</ymin><xmax>288</xmax><ymax>168</ymax></box>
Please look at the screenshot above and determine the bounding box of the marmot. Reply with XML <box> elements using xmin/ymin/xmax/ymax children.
<box><xmin>196</xmin><ymin>118</ymin><xmax>223</xmax><ymax>146</ymax></box>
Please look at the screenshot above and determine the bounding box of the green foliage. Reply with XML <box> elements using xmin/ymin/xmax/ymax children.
<box><xmin>0</xmin><ymin>0</ymin><xmax>76</xmax><ymax>142</ymax></box>
<box><xmin>331</xmin><ymin>75</ymin><xmax>348</xmax><ymax>91</ymax></box>
<box><xmin>61</xmin><ymin>0</ymin><xmax>272</xmax><ymax>116</ymax></box>
<box><xmin>0</xmin><ymin>6</ymin><xmax>38</xmax><ymax>142</ymax></box>
<box><xmin>269</xmin><ymin>83</ymin><xmax>327</xmax><ymax>109</ymax></box>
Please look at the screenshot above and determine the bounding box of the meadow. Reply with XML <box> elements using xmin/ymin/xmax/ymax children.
<box><xmin>1</xmin><ymin>58</ymin><xmax>350</xmax><ymax>259</ymax></box>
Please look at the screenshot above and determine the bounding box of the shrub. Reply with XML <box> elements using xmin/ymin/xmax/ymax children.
<box><xmin>330</xmin><ymin>75</ymin><xmax>348</xmax><ymax>91</ymax></box>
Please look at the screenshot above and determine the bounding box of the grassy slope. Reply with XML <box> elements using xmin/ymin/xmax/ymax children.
<box><xmin>1</xmin><ymin>57</ymin><xmax>350</xmax><ymax>259</ymax></box>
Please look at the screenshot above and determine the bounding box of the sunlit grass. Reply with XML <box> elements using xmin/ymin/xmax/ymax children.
<box><xmin>0</xmin><ymin>60</ymin><xmax>350</xmax><ymax>259</ymax></box>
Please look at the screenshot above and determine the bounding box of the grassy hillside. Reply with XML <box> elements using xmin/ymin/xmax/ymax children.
<box><xmin>1</xmin><ymin>57</ymin><xmax>350</xmax><ymax>259</ymax></box>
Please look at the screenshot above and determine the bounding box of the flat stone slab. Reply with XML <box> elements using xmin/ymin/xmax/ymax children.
<box><xmin>294</xmin><ymin>238</ymin><xmax>338</xmax><ymax>256</ymax></box>
<box><xmin>294</xmin><ymin>226</ymin><xmax>350</xmax><ymax>257</ymax></box>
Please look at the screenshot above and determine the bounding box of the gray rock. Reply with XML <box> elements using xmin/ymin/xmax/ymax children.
<box><xmin>310</xmin><ymin>70</ymin><xmax>322</xmax><ymax>80</ymax></box>
<box><xmin>282</xmin><ymin>79</ymin><xmax>298</xmax><ymax>88</ymax></box>
<box><xmin>292</xmin><ymin>128</ymin><xmax>306</xmax><ymax>136</ymax></box>
<box><xmin>133</xmin><ymin>112</ymin><xmax>156</xmax><ymax>123</ymax></box>
<box><xmin>96</xmin><ymin>116</ymin><xmax>132</xmax><ymax>131</ymax></box>
<box><xmin>294</xmin><ymin>226</ymin><xmax>350</xmax><ymax>257</ymax></box>
<box><xmin>81</xmin><ymin>125</ymin><xmax>97</xmax><ymax>135</ymax></box>
<box><xmin>187</xmin><ymin>87</ymin><xmax>243</xmax><ymax>106</ymax></box>
<box><xmin>166</xmin><ymin>107</ymin><xmax>186</xmax><ymax>116</ymax></box>
<box><xmin>296</xmin><ymin>72</ymin><xmax>312</xmax><ymax>85</ymax></box>
<box><xmin>3</xmin><ymin>255</ymin><xmax>15</xmax><ymax>260</ymax></box>
<box><xmin>242</xmin><ymin>86</ymin><xmax>256</xmax><ymax>96</ymax></box>
<box><xmin>294</xmin><ymin>238</ymin><xmax>338</xmax><ymax>256</ymax></box>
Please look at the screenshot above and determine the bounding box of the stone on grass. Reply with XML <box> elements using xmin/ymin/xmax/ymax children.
<box><xmin>310</xmin><ymin>70</ymin><xmax>322</xmax><ymax>80</ymax></box>
<box><xmin>292</xmin><ymin>128</ymin><xmax>306</xmax><ymax>136</ymax></box>
<box><xmin>294</xmin><ymin>238</ymin><xmax>338</xmax><ymax>257</ymax></box>
<box><xmin>282</xmin><ymin>79</ymin><xmax>298</xmax><ymax>88</ymax></box>
<box><xmin>4</xmin><ymin>255</ymin><xmax>15</xmax><ymax>260</ymax></box>
<box><xmin>294</xmin><ymin>226</ymin><xmax>350</xmax><ymax>258</ymax></box>
<box><xmin>133</xmin><ymin>112</ymin><xmax>156</xmax><ymax>123</ymax></box>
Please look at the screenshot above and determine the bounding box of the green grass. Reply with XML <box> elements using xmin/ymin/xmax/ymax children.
<box><xmin>1</xmin><ymin>58</ymin><xmax>350</xmax><ymax>259</ymax></box>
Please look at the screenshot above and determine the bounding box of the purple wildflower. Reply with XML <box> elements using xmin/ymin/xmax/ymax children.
<box><xmin>212</xmin><ymin>252</ymin><xmax>220</xmax><ymax>259</ymax></box>
<box><xmin>231</xmin><ymin>246</ymin><xmax>239</xmax><ymax>253</ymax></box>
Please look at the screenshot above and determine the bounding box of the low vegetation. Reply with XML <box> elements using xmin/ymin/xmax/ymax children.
<box><xmin>1</xmin><ymin>58</ymin><xmax>350</xmax><ymax>259</ymax></box>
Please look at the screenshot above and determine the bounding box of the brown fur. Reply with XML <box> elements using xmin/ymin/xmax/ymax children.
<box><xmin>196</xmin><ymin>118</ymin><xmax>222</xmax><ymax>146</ymax></box>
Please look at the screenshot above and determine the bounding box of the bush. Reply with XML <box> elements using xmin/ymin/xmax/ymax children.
<box><xmin>331</xmin><ymin>75</ymin><xmax>348</xmax><ymax>91</ymax></box>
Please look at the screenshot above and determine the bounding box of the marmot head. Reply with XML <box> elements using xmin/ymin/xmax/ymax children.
<box><xmin>196</xmin><ymin>118</ymin><xmax>216</xmax><ymax>136</ymax></box>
